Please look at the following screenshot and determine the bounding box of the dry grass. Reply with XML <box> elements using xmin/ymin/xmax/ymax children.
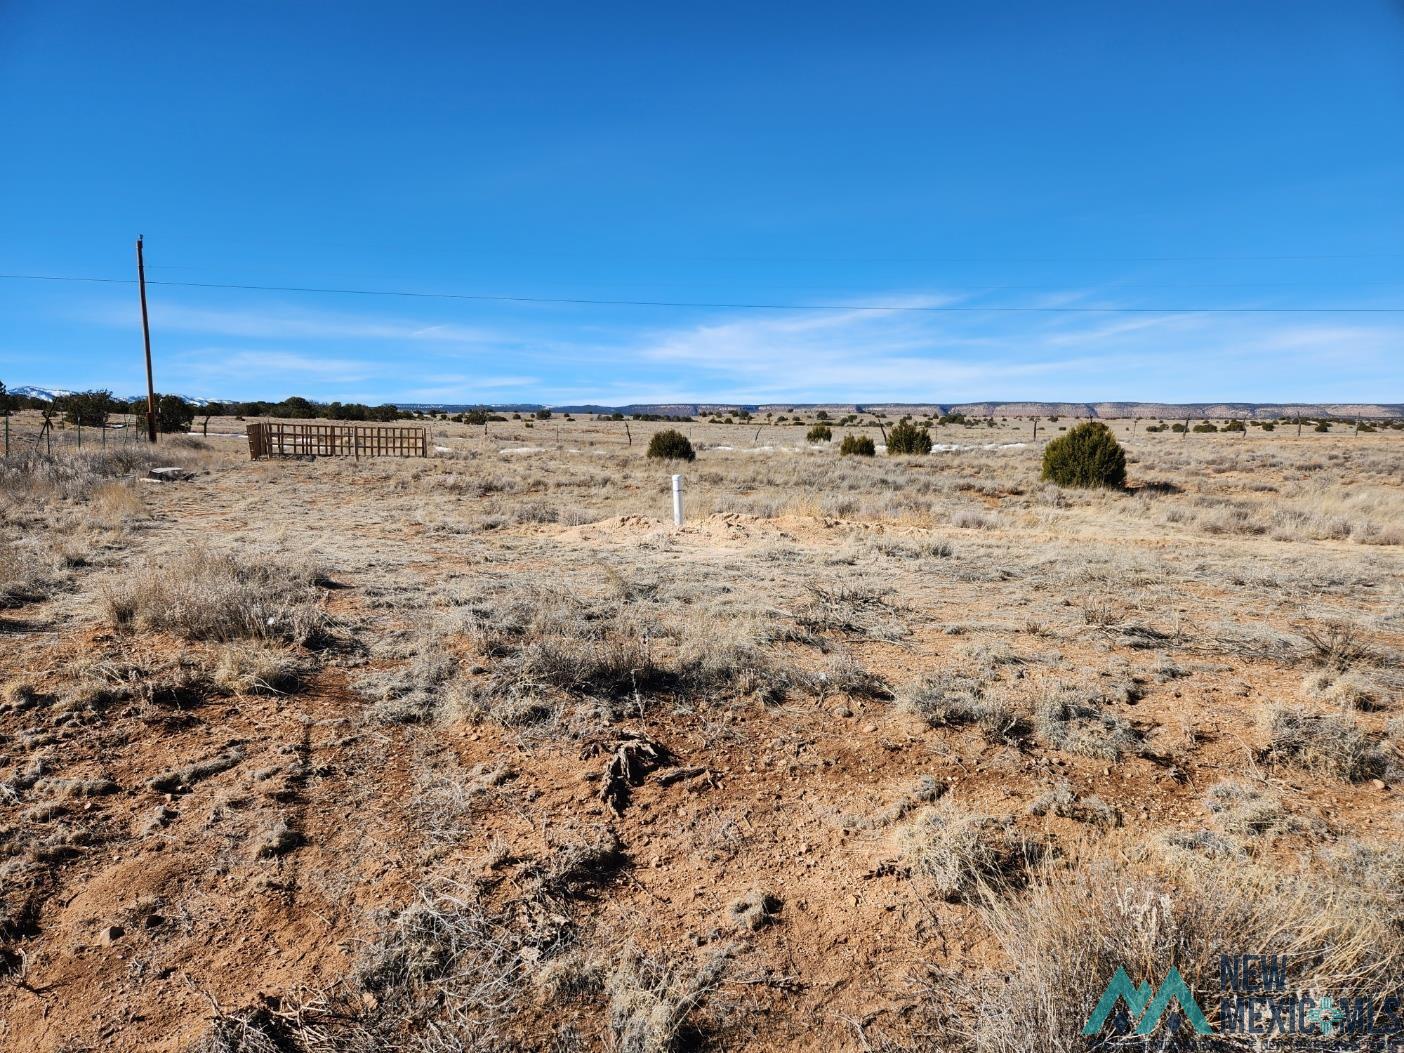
<box><xmin>896</xmin><ymin>799</ymin><xmax>1043</xmax><ymax>901</ymax></box>
<box><xmin>105</xmin><ymin>547</ymin><xmax>329</xmax><ymax>644</ymax></box>
<box><xmin>1203</xmin><ymin>778</ymin><xmax>1298</xmax><ymax>840</ymax></box>
<box><xmin>0</xmin><ymin>536</ymin><xmax>60</xmax><ymax>608</ymax></box>
<box><xmin>968</xmin><ymin>852</ymin><xmax>1404</xmax><ymax>1053</ymax></box>
<box><xmin>2</xmin><ymin>418</ymin><xmax>1402</xmax><ymax>1051</ymax></box>
<box><xmin>211</xmin><ymin>643</ymin><xmax>306</xmax><ymax>696</ymax></box>
<box><xmin>1032</xmin><ymin>685</ymin><xmax>1141</xmax><ymax>761</ymax></box>
<box><xmin>607</xmin><ymin>943</ymin><xmax>736</xmax><ymax>1053</ymax></box>
<box><xmin>0</xmin><ymin>446</ymin><xmax>172</xmax><ymax>501</ymax></box>
<box><xmin>1260</xmin><ymin>704</ymin><xmax>1387</xmax><ymax>781</ymax></box>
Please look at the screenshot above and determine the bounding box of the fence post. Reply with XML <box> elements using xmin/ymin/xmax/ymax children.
<box><xmin>672</xmin><ymin>474</ymin><xmax>684</xmax><ymax>527</ymax></box>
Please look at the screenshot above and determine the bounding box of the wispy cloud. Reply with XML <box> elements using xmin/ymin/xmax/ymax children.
<box><xmin>398</xmin><ymin>376</ymin><xmax>541</xmax><ymax>401</ymax></box>
<box><xmin>84</xmin><ymin>300</ymin><xmax>502</xmax><ymax>344</ymax></box>
<box><xmin>47</xmin><ymin>287</ymin><xmax>1404</xmax><ymax>404</ymax></box>
<box><xmin>168</xmin><ymin>349</ymin><xmax>381</xmax><ymax>383</ymax></box>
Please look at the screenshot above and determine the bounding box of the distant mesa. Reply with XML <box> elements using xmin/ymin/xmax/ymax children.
<box><xmin>9</xmin><ymin>388</ymin><xmax>1401</xmax><ymax>419</ymax></box>
<box><xmin>407</xmin><ymin>400</ymin><xmax>1404</xmax><ymax>420</ymax></box>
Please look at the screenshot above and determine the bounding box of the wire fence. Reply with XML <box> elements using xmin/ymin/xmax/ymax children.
<box><xmin>0</xmin><ymin>412</ymin><xmax>155</xmax><ymax>458</ymax></box>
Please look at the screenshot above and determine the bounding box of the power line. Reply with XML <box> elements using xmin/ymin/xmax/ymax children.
<box><xmin>136</xmin><ymin>267</ymin><xmax>1404</xmax><ymax>290</ymax></box>
<box><xmin>3</xmin><ymin>270</ymin><xmax>1404</xmax><ymax>313</ymax></box>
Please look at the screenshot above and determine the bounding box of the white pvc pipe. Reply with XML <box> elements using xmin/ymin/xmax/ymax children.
<box><xmin>672</xmin><ymin>474</ymin><xmax>684</xmax><ymax>526</ymax></box>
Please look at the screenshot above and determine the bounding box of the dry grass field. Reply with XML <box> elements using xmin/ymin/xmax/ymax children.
<box><xmin>1</xmin><ymin>411</ymin><xmax>1401</xmax><ymax>1052</ymax></box>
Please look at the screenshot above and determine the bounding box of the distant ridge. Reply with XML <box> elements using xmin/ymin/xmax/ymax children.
<box><xmin>10</xmin><ymin>387</ymin><xmax>1401</xmax><ymax>418</ymax></box>
<box><xmin>545</xmin><ymin>401</ymin><xmax>1404</xmax><ymax>419</ymax></box>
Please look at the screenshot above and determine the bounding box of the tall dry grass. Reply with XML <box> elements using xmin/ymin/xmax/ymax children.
<box><xmin>105</xmin><ymin>547</ymin><xmax>329</xmax><ymax>644</ymax></box>
<box><xmin>968</xmin><ymin>849</ymin><xmax>1404</xmax><ymax>1053</ymax></box>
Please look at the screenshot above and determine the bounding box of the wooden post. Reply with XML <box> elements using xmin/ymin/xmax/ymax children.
<box><xmin>136</xmin><ymin>236</ymin><xmax>158</xmax><ymax>443</ymax></box>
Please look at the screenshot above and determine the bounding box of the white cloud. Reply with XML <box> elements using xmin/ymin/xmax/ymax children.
<box><xmin>167</xmin><ymin>349</ymin><xmax>380</xmax><ymax>383</ymax></box>
<box><xmin>56</xmin><ymin>287</ymin><xmax>1404</xmax><ymax>404</ymax></box>
<box><xmin>398</xmin><ymin>377</ymin><xmax>541</xmax><ymax>400</ymax></box>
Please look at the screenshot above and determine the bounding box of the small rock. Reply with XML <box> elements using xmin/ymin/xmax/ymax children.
<box><xmin>833</xmin><ymin>704</ymin><xmax>854</xmax><ymax>718</ymax></box>
<box><xmin>100</xmin><ymin>925</ymin><xmax>125</xmax><ymax>946</ymax></box>
<box><xmin>1371</xmin><ymin>779</ymin><xmax>1387</xmax><ymax>791</ymax></box>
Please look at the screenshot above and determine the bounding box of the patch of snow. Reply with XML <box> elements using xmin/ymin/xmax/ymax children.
<box><xmin>930</xmin><ymin>441</ymin><xmax>1029</xmax><ymax>452</ymax></box>
<box><xmin>10</xmin><ymin>385</ymin><xmax>74</xmax><ymax>402</ymax></box>
<box><xmin>500</xmin><ymin>446</ymin><xmax>546</xmax><ymax>455</ymax></box>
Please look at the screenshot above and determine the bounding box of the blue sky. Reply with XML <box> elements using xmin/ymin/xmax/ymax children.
<box><xmin>2</xmin><ymin>1</ymin><xmax>1402</xmax><ymax>405</ymax></box>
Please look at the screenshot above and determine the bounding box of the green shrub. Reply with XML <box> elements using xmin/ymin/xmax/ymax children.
<box><xmin>806</xmin><ymin>424</ymin><xmax>832</xmax><ymax>444</ymax></box>
<box><xmin>839</xmin><ymin>434</ymin><xmax>875</xmax><ymax>457</ymax></box>
<box><xmin>646</xmin><ymin>429</ymin><xmax>695</xmax><ymax>461</ymax></box>
<box><xmin>1040</xmin><ymin>421</ymin><xmax>1126</xmax><ymax>489</ymax></box>
<box><xmin>1314</xmin><ymin>422</ymin><xmax>1330</xmax><ymax>432</ymax></box>
<box><xmin>1171</xmin><ymin>423</ymin><xmax>1187</xmax><ymax>433</ymax></box>
<box><xmin>885</xmin><ymin>421</ymin><xmax>932</xmax><ymax>455</ymax></box>
<box><xmin>1223</xmin><ymin>420</ymin><xmax>1245</xmax><ymax>432</ymax></box>
<box><xmin>1192</xmin><ymin>422</ymin><xmax>1218</xmax><ymax>433</ymax></box>
<box><xmin>60</xmin><ymin>390</ymin><xmax>117</xmax><ymax>427</ymax></box>
<box><xmin>154</xmin><ymin>394</ymin><xmax>195</xmax><ymax>434</ymax></box>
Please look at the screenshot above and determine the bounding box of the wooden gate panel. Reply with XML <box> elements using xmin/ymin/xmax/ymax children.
<box><xmin>245</xmin><ymin>422</ymin><xmax>427</xmax><ymax>460</ymax></box>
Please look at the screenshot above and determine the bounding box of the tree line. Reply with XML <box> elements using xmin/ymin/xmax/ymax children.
<box><xmin>0</xmin><ymin>385</ymin><xmax>408</xmax><ymax>432</ymax></box>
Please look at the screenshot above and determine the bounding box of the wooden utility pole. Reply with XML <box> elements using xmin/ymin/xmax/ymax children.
<box><xmin>137</xmin><ymin>235</ymin><xmax>158</xmax><ymax>443</ymax></box>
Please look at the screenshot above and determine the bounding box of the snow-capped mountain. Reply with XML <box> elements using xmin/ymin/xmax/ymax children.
<box><xmin>7</xmin><ymin>385</ymin><xmax>210</xmax><ymax>407</ymax></box>
<box><xmin>9</xmin><ymin>385</ymin><xmax>76</xmax><ymax>402</ymax></box>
